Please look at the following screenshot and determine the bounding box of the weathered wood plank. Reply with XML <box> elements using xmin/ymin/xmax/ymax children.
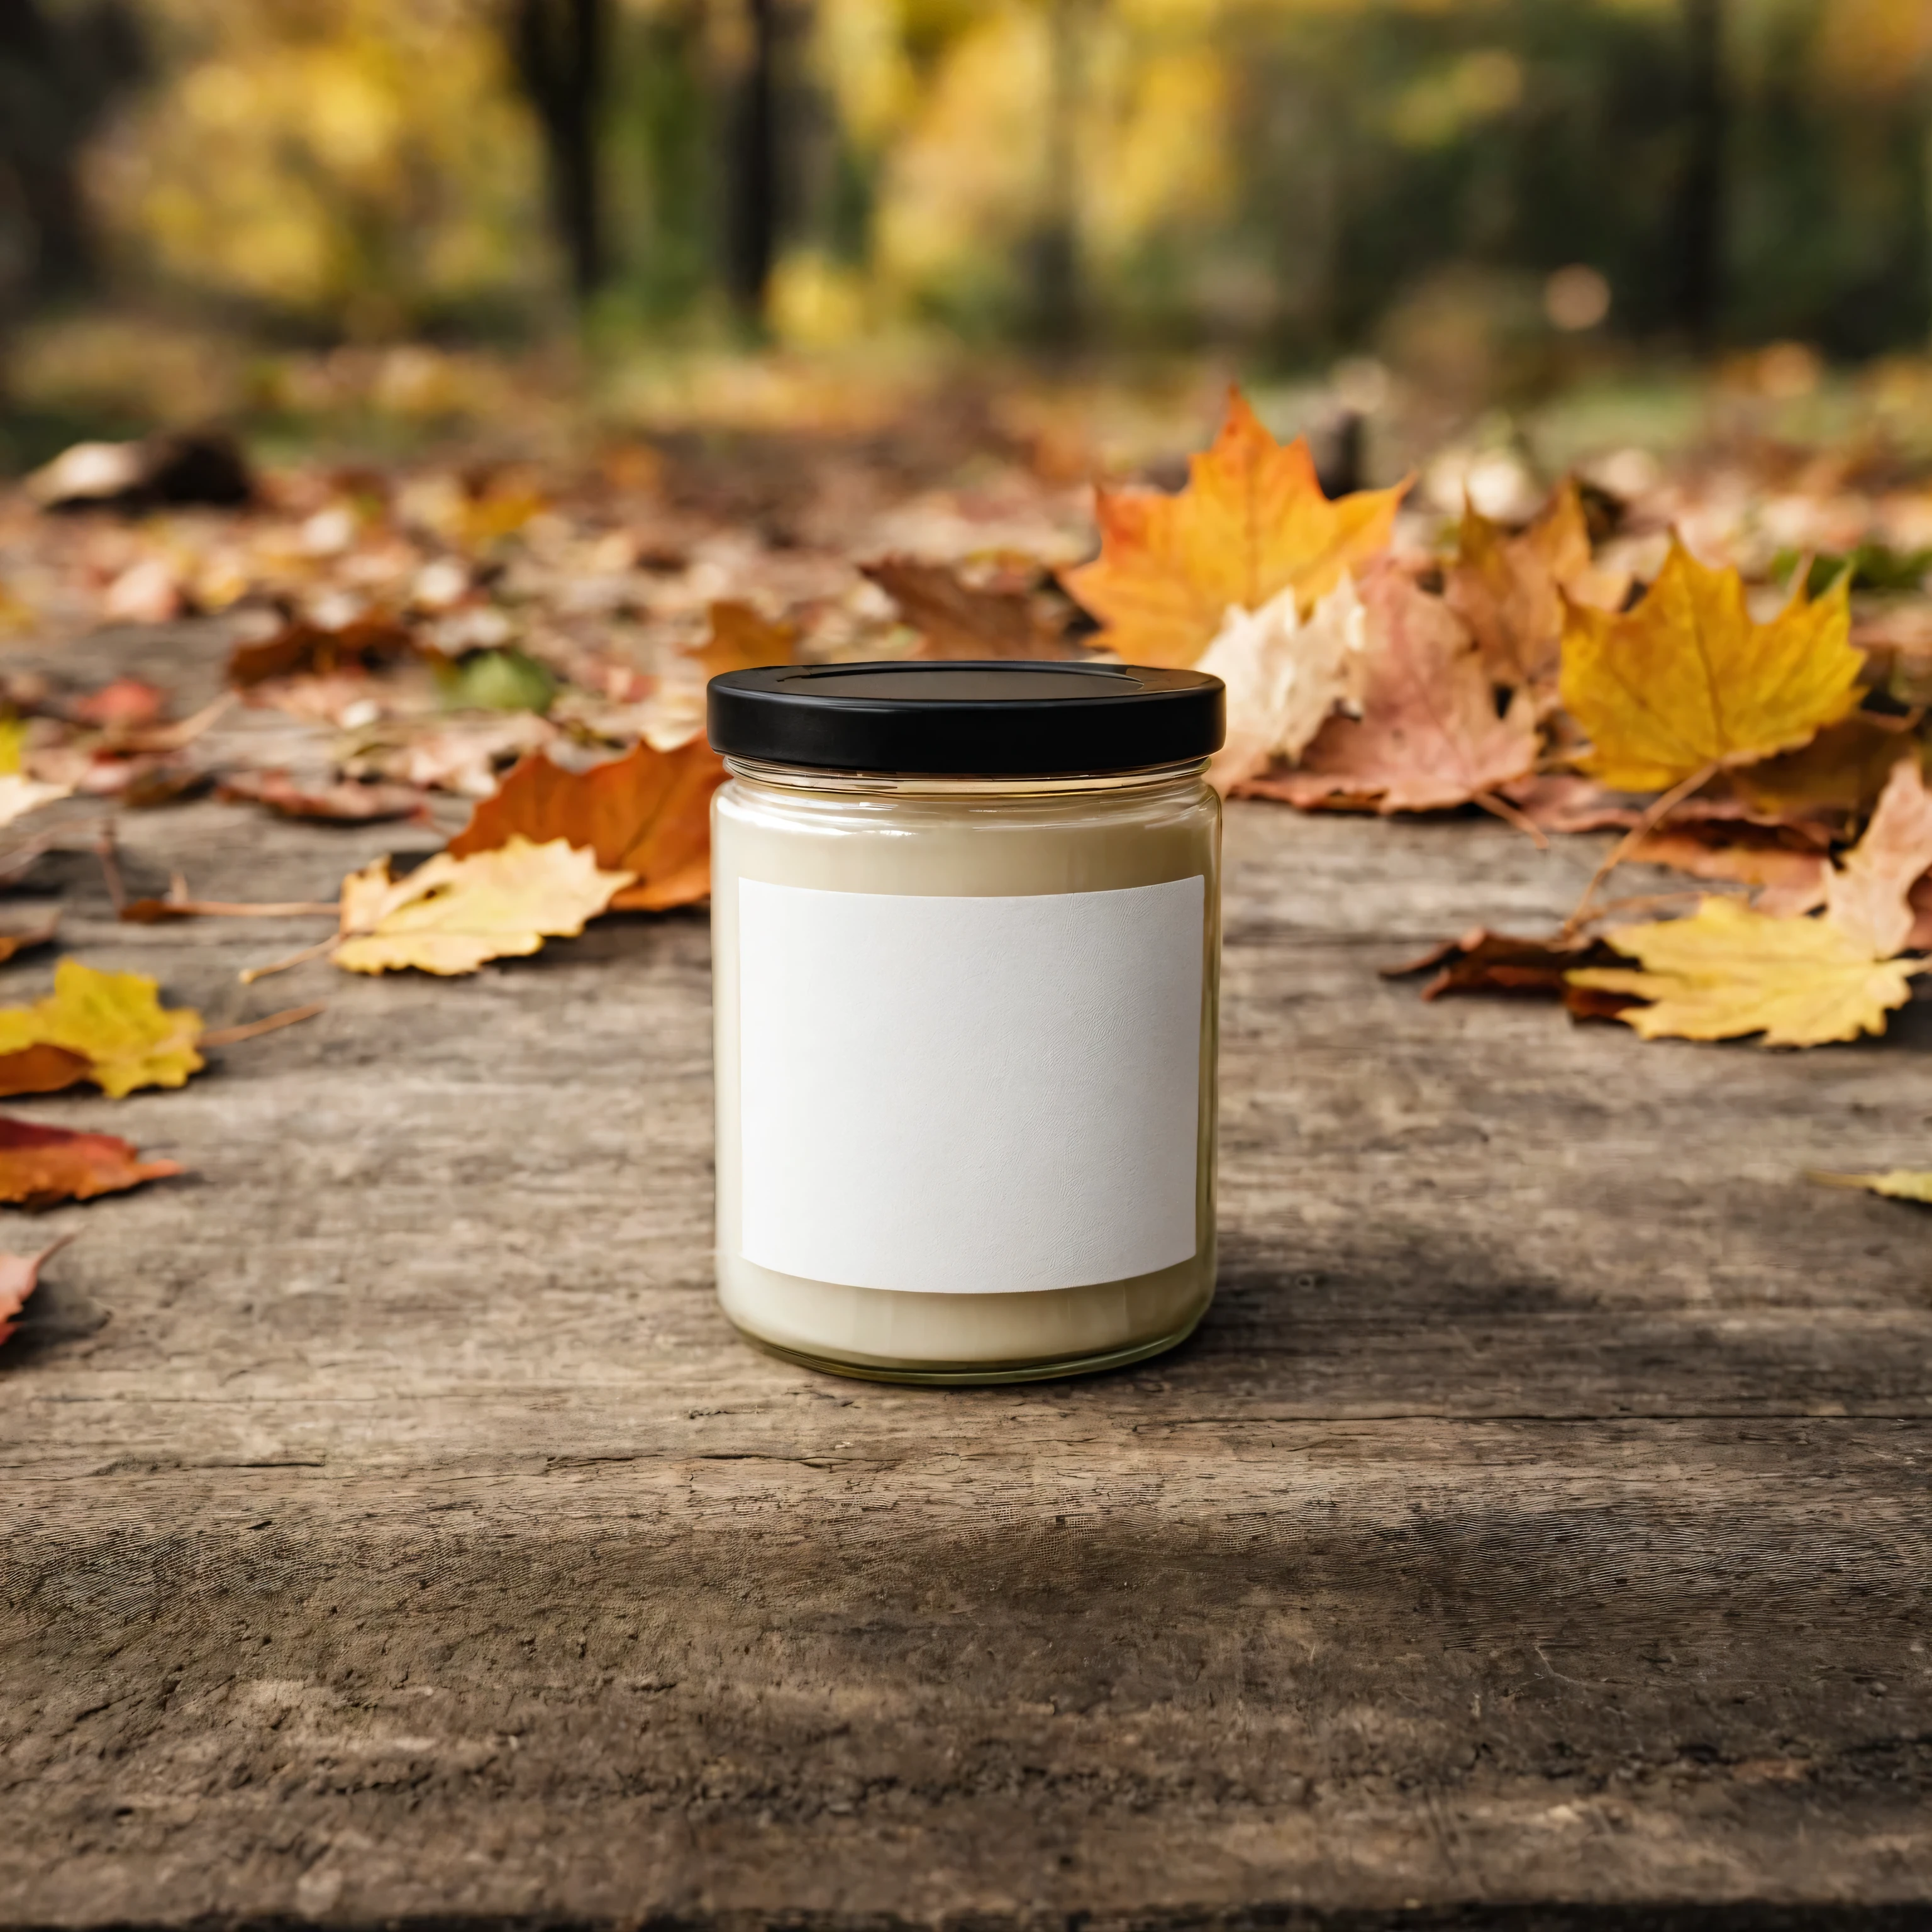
<box><xmin>4</xmin><ymin>621</ymin><xmax>1932</xmax><ymax>1924</ymax></box>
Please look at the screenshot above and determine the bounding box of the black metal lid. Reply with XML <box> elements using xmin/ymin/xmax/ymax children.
<box><xmin>706</xmin><ymin>661</ymin><xmax>1225</xmax><ymax>777</ymax></box>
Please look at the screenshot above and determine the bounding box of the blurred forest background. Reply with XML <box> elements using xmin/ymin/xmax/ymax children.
<box><xmin>1</xmin><ymin>0</ymin><xmax>1929</xmax><ymax>469</ymax></box>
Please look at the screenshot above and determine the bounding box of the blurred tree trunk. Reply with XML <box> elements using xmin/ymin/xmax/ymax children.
<box><xmin>1025</xmin><ymin>0</ymin><xmax>1084</xmax><ymax>351</ymax></box>
<box><xmin>724</xmin><ymin>0</ymin><xmax>780</xmax><ymax>327</ymax></box>
<box><xmin>1677</xmin><ymin>0</ymin><xmax>1726</xmax><ymax>352</ymax></box>
<box><xmin>511</xmin><ymin>0</ymin><xmax>608</xmax><ymax>304</ymax></box>
<box><xmin>0</xmin><ymin>0</ymin><xmax>143</xmax><ymax>304</ymax></box>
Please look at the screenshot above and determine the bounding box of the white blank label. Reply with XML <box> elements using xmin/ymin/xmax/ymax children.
<box><xmin>738</xmin><ymin>876</ymin><xmax>1205</xmax><ymax>1294</ymax></box>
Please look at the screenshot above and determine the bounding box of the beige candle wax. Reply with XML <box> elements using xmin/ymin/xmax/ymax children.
<box><xmin>707</xmin><ymin>663</ymin><xmax>1224</xmax><ymax>1384</ymax></box>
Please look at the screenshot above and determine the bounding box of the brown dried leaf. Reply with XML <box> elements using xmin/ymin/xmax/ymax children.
<box><xmin>1385</xmin><ymin>926</ymin><xmax>1628</xmax><ymax>1012</ymax></box>
<box><xmin>229</xmin><ymin>615</ymin><xmax>421</xmax><ymax>690</ymax></box>
<box><xmin>863</xmin><ymin>557</ymin><xmax>1071</xmax><ymax>660</ymax></box>
<box><xmin>1626</xmin><ymin>828</ymin><xmax>1831</xmax><ymax>911</ymax></box>
<box><xmin>1733</xmin><ymin>718</ymin><xmax>1925</xmax><ymax>825</ymax></box>
<box><xmin>1446</xmin><ymin>481</ymin><xmax>1626</xmax><ymax>694</ymax></box>
<box><xmin>218</xmin><ymin>770</ymin><xmax>430</xmax><ymax>824</ymax></box>
<box><xmin>1250</xmin><ymin>565</ymin><xmax>1536</xmax><ymax>812</ymax></box>
<box><xmin>1824</xmin><ymin>758</ymin><xmax>1932</xmax><ymax>955</ymax></box>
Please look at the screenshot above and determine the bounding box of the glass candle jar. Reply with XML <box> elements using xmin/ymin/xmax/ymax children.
<box><xmin>706</xmin><ymin>662</ymin><xmax>1224</xmax><ymax>1384</ymax></box>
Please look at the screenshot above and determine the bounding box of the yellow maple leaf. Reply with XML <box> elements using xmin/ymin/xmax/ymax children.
<box><xmin>1567</xmin><ymin>895</ymin><xmax>1928</xmax><ymax>1048</ymax></box>
<box><xmin>0</xmin><ymin>960</ymin><xmax>204</xmax><ymax>1098</ymax></box>
<box><xmin>333</xmin><ymin>836</ymin><xmax>634</xmax><ymax>977</ymax></box>
<box><xmin>1061</xmin><ymin>389</ymin><xmax>1409</xmax><ymax>668</ymax></box>
<box><xmin>1560</xmin><ymin>540</ymin><xmax>1863</xmax><ymax>792</ymax></box>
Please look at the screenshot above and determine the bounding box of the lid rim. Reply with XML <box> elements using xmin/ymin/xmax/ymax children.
<box><xmin>707</xmin><ymin>659</ymin><xmax>1225</xmax><ymax>777</ymax></box>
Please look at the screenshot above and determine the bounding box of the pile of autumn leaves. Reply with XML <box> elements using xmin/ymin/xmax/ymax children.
<box><xmin>292</xmin><ymin>389</ymin><xmax>1932</xmax><ymax>1050</ymax></box>
<box><xmin>1067</xmin><ymin>391</ymin><xmax>1932</xmax><ymax>1055</ymax></box>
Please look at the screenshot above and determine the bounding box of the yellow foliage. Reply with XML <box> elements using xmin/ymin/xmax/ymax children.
<box><xmin>334</xmin><ymin>837</ymin><xmax>634</xmax><ymax>977</ymax></box>
<box><xmin>0</xmin><ymin>961</ymin><xmax>205</xmax><ymax>1099</ymax></box>
<box><xmin>1568</xmin><ymin>897</ymin><xmax>1926</xmax><ymax>1049</ymax></box>
<box><xmin>1560</xmin><ymin>541</ymin><xmax>1865</xmax><ymax>792</ymax></box>
<box><xmin>94</xmin><ymin>0</ymin><xmax>543</xmax><ymax>331</ymax></box>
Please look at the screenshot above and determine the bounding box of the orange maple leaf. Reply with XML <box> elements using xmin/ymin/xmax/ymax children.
<box><xmin>1061</xmin><ymin>389</ymin><xmax>1409</xmax><ymax>668</ymax></box>
<box><xmin>686</xmin><ymin>601</ymin><xmax>799</xmax><ymax>682</ymax></box>
<box><xmin>447</xmin><ymin>738</ymin><xmax>725</xmax><ymax>911</ymax></box>
<box><xmin>0</xmin><ymin>1120</ymin><xmax>182</xmax><ymax>1210</ymax></box>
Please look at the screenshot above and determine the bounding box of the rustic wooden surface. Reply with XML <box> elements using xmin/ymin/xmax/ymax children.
<box><xmin>6</xmin><ymin>621</ymin><xmax>1932</xmax><ymax>1929</ymax></box>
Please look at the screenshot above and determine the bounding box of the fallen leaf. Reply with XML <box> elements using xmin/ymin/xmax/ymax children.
<box><xmin>1498</xmin><ymin>773</ymin><xmax>1839</xmax><ymax>847</ymax></box>
<box><xmin>447</xmin><ymin>738</ymin><xmax>725</xmax><ymax>911</ymax></box>
<box><xmin>1823</xmin><ymin>758</ymin><xmax>1932</xmax><ymax>957</ymax></box>
<box><xmin>117</xmin><ymin>762</ymin><xmax>213</xmax><ymax>809</ymax></box>
<box><xmin>0</xmin><ymin>1118</ymin><xmax>183</xmax><ymax>1210</ymax></box>
<box><xmin>1446</xmin><ymin>481</ymin><xmax>1627</xmax><ymax>696</ymax></box>
<box><xmin>1809</xmin><ymin>1169</ymin><xmax>1932</xmax><ymax>1206</ymax></box>
<box><xmin>0</xmin><ymin>1236</ymin><xmax>74</xmax><ymax>1344</ymax></box>
<box><xmin>102</xmin><ymin>557</ymin><xmax>186</xmax><ymax>625</ymax></box>
<box><xmin>347</xmin><ymin>713</ymin><xmax>555</xmax><ymax>797</ymax></box>
<box><xmin>1627</xmin><ymin>828</ymin><xmax>1831</xmax><ymax>912</ymax></box>
<box><xmin>0</xmin><ymin>919</ymin><xmax>57</xmax><ymax>979</ymax></box>
<box><xmin>1246</xmin><ymin>564</ymin><xmax>1536</xmax><ymax>812</ymax></box>
<box><xmin>0</xmin><ymin>1045</ymin><xmax>101</xmax><ymax>1097</ymax></box>
<box><xmin>1062</xmin><ymin>388</ymin><xmax>1409</xmax><ymax>667</ymax></box>
<box><xmin>1568</xmin><ymin>896</ymin><xmax>1928</xmax><ymax>1046</ymax></box>
<box><xmin>1385</xmin><ymin>926</ymin><xmax>1629</xmax><ymax>1011</ymax></box>
<box><xmin>1732</xmin><ymin>718</ymin><xmax>1924</xmax><ymax>825</ymax></box>
<box><xmin>1909</xmin><ymin>874</ymin><xmax>1932</xmax><ymax>952</ymax></box>
<box><xmin>686</xmin><ymin>601</ymin><xmax>801</xmax><ymax>679</ymax></box>
<box><xmin>218</xmin><ymin>770</ymin><xmax>429</xmax><ymax>823</ymax></box>
<box><xmin>1560</xmin><ymin>541</ymin><xmax>1864</xmax><ymax>791</ymax></box>
<box><xmin>433</xmin><ymin>647</ymin><xmax>557</xmax><ymax>714</ymax></box>
<box><xmin>0</xmin><ymin>774</ymin><xmax>73</xmax><ymax>830</ymax></box>
<box><xmin>862</xmin><ymin>559</ymin><xmax>1069</xmax><ymax>660</ymax></box>
<box><xmin>230</xmin><ymin>615</ymin><xmax>421</xmax><ymax>690</ymax></box>
<box><xmin>1198</xmin><ymin>577</ymin><xmax>1367</xmax><ymax>793</ymax></box>
<box><xmin>333</xmin><ymin>836</ymin><xmax>633</xmax><ymax>976</ymax></box>
<box><xmin>72</xmin><ymin>677</ymin><xmax>169</xmax><ymax>730</ymax></box>
<box><xmin>0</xmin><ymin>960</ymin><xmax>204</xmax><ymax>1098</ymax></box>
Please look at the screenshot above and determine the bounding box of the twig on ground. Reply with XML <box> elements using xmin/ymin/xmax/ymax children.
<box><xmin>240</xmin><ymin>938</ymin><xmax>337</xmax><ymax>985</ymax></box>
<box><xmin>200</xmin><ymin>1002</ymin><xmax>326</xmax><ymax>1048</ymax></box>
<box><xmin>1472</xmin><ymin>790</ymin><xmax>1550</xmax><ymax>850</ymax></box>
<box><xmin>1561</xmin><ymin>758</ymin><xmax>1721</xmax><ymax>938</ymax></box>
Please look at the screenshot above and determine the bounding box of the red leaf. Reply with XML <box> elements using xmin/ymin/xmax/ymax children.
<box><xmin>0</xmin><ymin>1118</ymin><xmax>185</xmax><ymax>1209</ymax></box>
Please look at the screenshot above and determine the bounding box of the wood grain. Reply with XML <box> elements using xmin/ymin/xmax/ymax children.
<box><xmin>4</xmin><ymin>622</ymin><xmax>1932</xmax><ymax>1926</ymax></box>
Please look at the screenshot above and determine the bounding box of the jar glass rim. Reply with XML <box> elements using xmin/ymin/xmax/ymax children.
<box><xmin>722</xmin><ymin>755</ymin><xmax>1212</xmax><ymax>798</ymax></box>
